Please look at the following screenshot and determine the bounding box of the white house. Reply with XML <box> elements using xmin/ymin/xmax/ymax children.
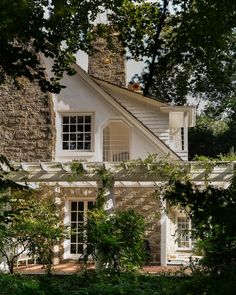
<box><xmin>2</xmin><ymin>39</ymin><xmax>233</xmax><ymax>266</ymax></box>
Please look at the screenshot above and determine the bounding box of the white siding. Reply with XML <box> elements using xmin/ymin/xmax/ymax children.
<box><xmin>110</xmin><ymin>94</ymin><xmax>170</xmax><ymax>145</ymax></box>
<box><xmin>52</xmin><ymin>71</ymin><xmax>171</xmax><ymax>162</ymax></box>
<box><xmin>105</xmin><ymin>92</ymin><xmax>189</xmax><ymax>161</ymax></box>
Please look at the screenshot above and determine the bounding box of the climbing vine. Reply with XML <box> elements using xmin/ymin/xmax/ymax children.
<box><xmin>95</xmin><ymin>165</ymin><xmax>114</xmax><ymax>209</ymax></box>
<box><xmin>68</xmin><ymin>154</ymin><xmax>233</xmax><ymax>209</ymax></box>
<box><xmin>68</xmin><ymin>160</ymin><xmax>85</xmax><ymax>181</ymax></box>
<box><xmin>121</xmin><ymin>153</ymin><xmax>191</xmax><ymax>182</ymax></box>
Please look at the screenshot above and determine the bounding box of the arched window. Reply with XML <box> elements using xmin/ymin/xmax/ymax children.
<box><xmin>103</xmin><ymin>121</ymin><xmax>130</xmax><ymax>162</ymax></box>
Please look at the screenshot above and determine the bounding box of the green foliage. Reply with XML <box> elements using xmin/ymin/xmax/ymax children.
<box><xmin>0</xmin><ymin>272</ymin><xmax>180</xmax><ymax>295</ymax></box>
<box><xmin>70</xmin><ymin>161</ymin><xmax>85</xmax><ymax>177</ymax></box>
<box><xmin>25</xmin><ymin>193</ymin><xmax>68</xmax><ymax>275</ymax></box>
<box><xmin>0</xmin><ymin>190</ymin><xmax>34</xmax><ymax>273</ymax></box>
<box><xmin>112</xmin><ymin>0</ymin><xmax>236</xmax><ymax>112</ymax></box>
<box><xmin>189</xmin><ymin>115</ymin><xmax>236</xmax><ymax>159</ymax></box>
<box><xmin>68</xmin><ymin>161</ymin><xmax>85</xmax><ymax>181</ymax></box>
<box><xmin>0</xmin><ymin>157</ymin><xmax>34</xmax><ymax>273</ymax></box>
<box><xmin>83</xmin><ymin>209</ymin><xmax>146</xmax><ymax>272</ymax></box>
<box><xmin>0</xmin><ymin>0</ymin><xmax>133</xmax><ymax>92</ymax></box>
<box><xmin>1</xmin><ymin>270</ymin><xmax>235</xmax><ymax>295</ymax></box>
<box><xmin>193</xmin><ymin>150</ymin><xmax>236</xmax><ymax>162</ymax></box>
<box><xmin>0</xmin><ymin>157</ymin><xmax>67</xmax><ymax>274</ymax></box>
<box><xmin>174</xmin><ymin>266</ymin><xmax>236</xmax><ymax>295</ymax></box>
<box><xmin>0</xmin><ymin>274</ymin><xmax>42</xmax><ymax>295</ymax></box>
<box><xmin>164</xmin><ymin>174</ymin><xmax>236</xmax><ymax>274</ymax></box>
<box><xmin>121</xmin><ymin>154</ymin><xmax>190</xmax><ymax>182</ymax></box>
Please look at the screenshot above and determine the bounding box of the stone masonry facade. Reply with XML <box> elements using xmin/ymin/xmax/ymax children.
<box><xmin>115</xmin><ymin>187</ymin><xmax>161</xmax><ymax>265</ymax></box>
<box><xmin>88</xmin><ymin>36</ymin><xmax>126</xmax><ymax>88</ymax></box>
<box><xmin>0</xmin><ymin>77</ymin><xmax>54</xmax><ymax>162</ymax></box>
<box><xmin>51</xmin><ymin>186</ymin><xmax>161</xmax><ymax>265</ymax></box>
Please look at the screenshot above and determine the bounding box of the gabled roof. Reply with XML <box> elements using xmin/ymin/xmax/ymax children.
<box><xmin>91</xmin><ymin>76</ymin><xmax>167</xmax><ymax>107</ymax></box>
<box><xmin>42</xmin><ymin>57</ymin><xmax>194</xmax><ymax>161</ymax></box>
<box><xmin>92</xmin><ymin>77</ymin><xmax>196</xmax><ymax>131</ymax></box>
<box><xmin>72</xmin><ymin>64</ymin><xmax>182</xmax><ymax>160</ymax></box>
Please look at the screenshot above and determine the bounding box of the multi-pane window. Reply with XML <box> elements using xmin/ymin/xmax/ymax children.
<box><xmin>177</xmin><ymin>217</ymin><xmax>191</xmax><ymax>248</ymax></box>
<box><xmin>170</xmin><ymin>127</ymin><xmax>185</xmax><ymax>151</ymax></box>
<box><xmin>181</xmin><ymin>127</ymin><xmax>185</xmax><ymax>151</ymax></box>
<box><xmin>70</xmin><ymin>201</ymin><xmax>94</xmax><ymax>254</ymax></box>
<box><xmin>62</xmin><ymin>115</ymin><xmax>92</xmax><ymax>151</ymax></box>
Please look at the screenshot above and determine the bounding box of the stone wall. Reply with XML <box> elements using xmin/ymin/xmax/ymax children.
<box><xmin>40</xmin><ymin>185</ymin><xmax>161</xmax><ymax>265</ymax></box>
<box><xmin>88</xmin><ymin>36</ymin><xmax>126</xmax><ymax>88</ymax></box>
<box><xmin>0</xmin><ymin>77</ymin><xmax>54</xmax><ymax>162</ymax></box>
<box><xmin>115</xmin><ymin>187</ymin><xmax>161</xmax><ymax>265</ymax></box>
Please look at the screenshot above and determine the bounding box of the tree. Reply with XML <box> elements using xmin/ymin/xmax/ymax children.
<box><xmin>111</xmin><ymin>0</ymin><xmax>236</xmax><ymax>110</ymax></box>
<box><xmin>2</xmin><ymin>1</ymin><xmax>235</xmax><ymax>112</ymax></box>
<box><xmin>26</xmin><ymin>193</ymin><xmax>68</xmax><ymax>275</ymax></box>
<box><xmin>0</xmin><ymin>189</ymin><xmax>38</xmax><ymax>274</ymax></box>
<box><xmin>188</xmin><ymin>114</ymin><xmax>236</xmax><ymax>159</ymax></box>
<box><xmin>164</xmin><ymin>173</ymin><xmax>236</xmax><ymax>274</ymax></box>
<box><xmin>0</xmin><ymin>0</ymin><xmax>132</xmax><ymax>93</ymax></box>
<box><xmin>0</xmin><ymin>156</ymin><xmax>27</xmax><ymax>273</ymax></box>
<box><xmin>0</xmin><ymin>157</ymin><xmax>66</xmax><ymax>274</ymax></box>
<box><xmin>82</xmin><ymin>208</ymin><xmax>146</xmax><ymax>272</ymax></box>
<box><xmin>0</xmin><ymin>186</ymin><xmax>66</xmax><ymax>274</ymax></box>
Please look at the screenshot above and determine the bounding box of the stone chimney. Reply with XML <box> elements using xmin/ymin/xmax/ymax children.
<box><xmin>88</xmin><ymin>35</ymin><xmax>126</xmax><ymax>88</ymax></box>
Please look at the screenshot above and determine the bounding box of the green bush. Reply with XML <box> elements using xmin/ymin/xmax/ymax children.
<box><xmin>0</xmin><ymin>274</ymin><xmax>43</xmax><ymax>295</ymax></box>
<box><xmin>0</xmin><ymin>269</ymin><xmax>235</xmax><ymax>295</ymax></box>
<box><xmin>84</xmin><ymin>209</ymin><xmax>146</xmax><ymax>271</ymax></box>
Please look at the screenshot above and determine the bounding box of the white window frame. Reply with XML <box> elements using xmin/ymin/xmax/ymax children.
<box><xmin>64</xmin><ymin>198</ymin><xmax>95</xmax><ymax>260</ymax></box>
<box><xmin>169</xmin><ymin>112</ymin><xmax>187</xmax><ymax>152</ymax></box>
<box><xmin>176</xmin><ymin>215</ymin><xmax>193</xmax><ymax>251</ymax></box>
<box><xmin>60</xmin><ymin>112</ymin><xmax>94</xmax><ymax>154</ymax></box>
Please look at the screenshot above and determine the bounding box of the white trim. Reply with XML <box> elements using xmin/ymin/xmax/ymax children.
<box><xmin>102</xmin><ymin>119</ymin><xmax>131</xmax><ymax>162</ymax></box>
<box><xmin>175</xmin><ymin>215</ymin><xmax>193</xmax><ymax>251</ymax></box>
<box><xmin>160</xmin><ymin>199</ymin><xmax>168</xmax><ymax>266</ymax></box>
<box><xmin>73</xmin><ymin>65</ymin><xmax>181</xmax><ymax>160</ymax></box>
<box><xmin>59</xmin><ymin>112</ymin><xmax>95</xmax><ymax>152</ymax></box>
<box><xmin>63</xmin><ymin>197</ymin><xmax>95</xmax><ymax>260</ymax></box>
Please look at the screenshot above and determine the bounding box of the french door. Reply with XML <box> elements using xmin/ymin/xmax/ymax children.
<box><xmin>70</xmin><ymin>200</ymin><xmax>94</xmax><ymax>255</ymax></box>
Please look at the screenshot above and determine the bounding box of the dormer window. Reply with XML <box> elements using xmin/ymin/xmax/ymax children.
<box><xmin>62</xmin><ymin>114</ymin><xmax>93</xmax><ymax>151</ymax></box>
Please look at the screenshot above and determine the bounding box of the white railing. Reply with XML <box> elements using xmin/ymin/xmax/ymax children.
<box><xmin>103</xmin><ymin>150</ymin><xmax>130</xmax><ymax>162</ymax></box>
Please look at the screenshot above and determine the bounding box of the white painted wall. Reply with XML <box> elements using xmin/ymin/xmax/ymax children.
<box><xmin>92</xmin><ymin>80</ymin><xmax>190</xmax><ymax>160</ymax></box>
<box><xmin>53</xmin><ymin>71</ymin><xmax>168</xmax><ymax>162</ymax></box>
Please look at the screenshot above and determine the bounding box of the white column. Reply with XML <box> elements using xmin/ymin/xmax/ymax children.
<box><xmin>53</xmin><ymin>245</ymin><xmax>60</xmax><ymax>265</ymax></box>
<box><xmin>160</xmin><ymin>199</ymin><xmax>168</xmax><ymax>266</ymax></box>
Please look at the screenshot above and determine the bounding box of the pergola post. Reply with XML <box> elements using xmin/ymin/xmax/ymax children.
<box><xmin>160</xmin><ymin>198</ymin><xmax>168</xmax><ymax>266</ymax></box>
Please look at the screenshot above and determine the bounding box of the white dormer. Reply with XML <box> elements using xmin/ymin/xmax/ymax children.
<box><xmin>160</xmin><ymin>106</ymin><xmax>196</xmax><ymax>160</ymax></box>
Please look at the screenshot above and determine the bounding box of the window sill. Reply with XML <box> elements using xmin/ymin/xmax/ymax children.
<box><xmin>57</xmin><ymin>151</ymin><xmax>95</xmax><ymax>157</ymax></box>
<box><xmin>176</xmin><ymin>248</ymin><xmax>193</xmax><ymax>252</ymax></box>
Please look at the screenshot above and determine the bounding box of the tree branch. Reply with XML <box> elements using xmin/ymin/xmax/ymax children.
<box><xmin>143</xmin><ymin>0</ymin><xmax>169</xmax><ymax>96</ymax></box>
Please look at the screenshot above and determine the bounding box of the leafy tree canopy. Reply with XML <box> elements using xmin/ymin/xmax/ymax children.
<box><xmin>112</xmin><ymin>0</ymin><xmax>236</xmax><ymax>111</ymax></box>
<box><xmin>0</xmin><ymin>0</ymin><xmax>131</xmax><ymax>93</ymax></box>
<box><xmin>2</xmin><ymin>0</ymin><xmax>235</xmax><ymax>112</ymax></box>
<box><xmin>189</xmin><ymin>114</ymin><xmax>236</xmax><ymax>159</ymax></box>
